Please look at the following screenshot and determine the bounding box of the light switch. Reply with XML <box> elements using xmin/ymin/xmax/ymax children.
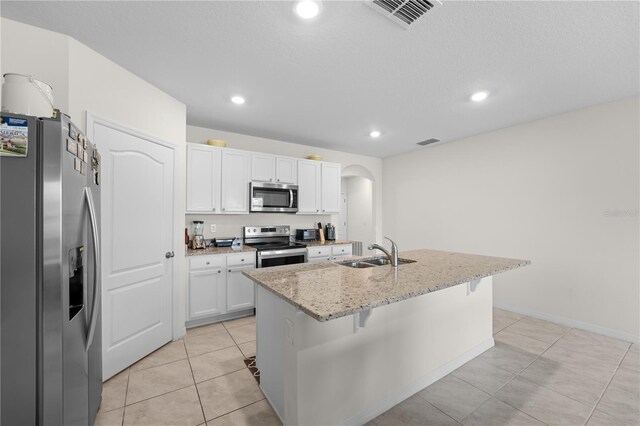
<box><xmin>210</xmin><ymin>224</ymin><xmax>216</xmax><ymax>233</ymax></box>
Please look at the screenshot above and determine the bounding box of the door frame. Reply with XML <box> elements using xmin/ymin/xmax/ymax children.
<box><xmin>85</xmin><ymin>112</ymin><xmax>184</xmax><ymax>341</ymax></box>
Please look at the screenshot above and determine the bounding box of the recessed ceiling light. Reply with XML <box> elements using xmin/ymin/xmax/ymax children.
<box><xmin>369</xmin><ymin>130</ymin><xmax>381</xmax><ymax>138</ymax></box>
<box><xmin>470</xmin><ymin>91</ymin><xmax>489</xmax><ymax>102</ymax></box>
<box><xmin>231</xmin><ymin>95</ymin><xmax>246</xmax><ymax>105</ymax></box>
<box><xmin>294</xmin><ymin>1</ymin><xmax>321</xmax><ymax>19</ymax></box>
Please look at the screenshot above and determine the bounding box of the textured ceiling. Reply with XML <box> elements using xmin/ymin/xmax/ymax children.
<box><xmin>2</xmin><ymin>1</ymin><xmax>638</xmax><ymax>158</ymax></box>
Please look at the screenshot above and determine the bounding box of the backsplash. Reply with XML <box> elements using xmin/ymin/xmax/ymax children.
<box><xmin>185</xmin><ymin>213</ymin><xmax>339</xmax><ymax>240</ymax></box>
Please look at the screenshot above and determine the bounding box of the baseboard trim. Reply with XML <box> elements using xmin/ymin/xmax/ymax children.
<box><xmin>495</xmin><ymin>302</ymin><xmax>639</xmax><ymax>343</ymax></box>
<box><xmin>340</xmin><ymin>337</ymin><xmax>495</xmax><ymax>426</ymax></box>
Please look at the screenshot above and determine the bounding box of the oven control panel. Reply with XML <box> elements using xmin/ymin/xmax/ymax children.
<box><xmin>244</xmin><ymin>225</ymin><xmax>290</xmax><ymax>238</ymax></box>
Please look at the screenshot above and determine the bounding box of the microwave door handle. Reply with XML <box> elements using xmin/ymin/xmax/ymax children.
<box><xmin>289</xmin><ymin>189</ymin><xmax>293</xmax><ymax>208</ymax></box>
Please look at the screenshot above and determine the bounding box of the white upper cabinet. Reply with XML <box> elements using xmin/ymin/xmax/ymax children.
<box><xmin>251</xmin><ymin>153</ymin><xmax>276</xmax><ymax>183</ymax></box>
<box><xmin>186</xmin><ymin>145</ymin><xmax>220</xmax><ymax>213</ymax></box>
<box><xmin>321</xmin><ymin>162</ymin><xmax>341</xmax><ymax>214</ymax></box>
<box><xmin>251</xmin><ymin>153</ymin><xmax>298</xmax><ymax>185</ymax></box>
<box><xmin>297</xmin><ymin>160</ymin><xmax>322</xmax><ymax>214</ymax></box>
<box><xmin>221</xmin><ymin>149</ymin><xmax>250</xmax><ymax>213</ymax></box>
<box><xmin>275</xmin><ymin>157</ymin><xmax>297</xmax><ymax>184</ymax></box>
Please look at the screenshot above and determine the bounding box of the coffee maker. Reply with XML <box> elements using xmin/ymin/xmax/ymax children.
<box><xmin>324</xmin><ymin>223</ymin><xmax>336</xmax><ymax>241</ymax></box>
<box><xmin>191</xmin><ymin>221</ymin><xmax>206</xmax><ymax>249</ymax></box>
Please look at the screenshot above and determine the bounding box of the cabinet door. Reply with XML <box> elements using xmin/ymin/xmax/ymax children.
<box><xmin>251</xmin><ymin>153</ymin><xmax>275</xmax><ymax>183</ymax></box>
<box><xmin>227</xmin><ymin>265</ymin><xmax>256</xmax><ymax>312</ymax></box>
<box><xmin>221</xmin><ymin>149</ymin><xmax>250</xmax><ymax>213</ymax></box>
<box><xmin>275</xmin><ymin>157</ymin><xmax>297</xmax><ymax>184</ymax></box>
<box><xmin>297</xmin><ymin>160</ymin><xmax>321</xmax><ymax>214</ymax></box>
<box><xmin>186</xmin><ymin>145</ymin><xmax>220</xmax><ymax>213</ymax></box>
<box><xmin>321</xmin><ymin>162</ymin><xmax>341</xmax><ymax>214</ymax></box>
<box><xmin>188</xmin><ymin>266</ymin><xmax>226</xmax><ymax>319</ymax></box>
<box><xmin>331</xmin><ymin>244</ymin><xmax>352</xmax><ymax>259</ymax></box>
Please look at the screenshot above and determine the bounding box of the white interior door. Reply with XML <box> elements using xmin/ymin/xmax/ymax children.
<box><xmin>93</xmin><ymin>122</ymin><xmax>175</xmax><ymax>379</ymax></box>
<box><xmin>338</xmin><ymin>192</ymin><xmax>348</xmax><ymax>239</ymax></box>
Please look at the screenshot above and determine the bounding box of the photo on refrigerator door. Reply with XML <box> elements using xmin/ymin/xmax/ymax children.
<box><xmin>0</xmin><ymin>116</ymin><xmax>29</xmax><ymax>157</ymax></box>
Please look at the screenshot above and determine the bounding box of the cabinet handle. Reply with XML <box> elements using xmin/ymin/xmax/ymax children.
<box><xmin>316</xmin><ymin>209</ymin><xmax>319</xmax><ymax>212</ymax></box>
<box><xmin>213</xmin><ymin>207</ymin><xmax>216</xmax><ymax>211</ymax></box>
<box><xmin>241</xmin><ymin>259</ymin><xmax>245</xmax><ymax>262</ymax></box>
<box><xmin>218</xmin><ymin>270</ymin><xmax>221</xmax><ymax>274</ymax></box>
<box><xmin>222</xmin><ymin>208</ymin><xmax>226</xmax><ymax>211</ymax></box>
<box><xmin>277</xmin><ymin>178</ymin><xmax>280</xmax><ymax>182</ymax></box>
<box><xmin>269</xmin><ymin>178</ymin><xmax>273</xmax><ymax>182</ymax></box>
<box><xmin>206</xmin><ymin>261</ymin><xmax>211</xmax><ymax>265</ymax></box>
<box><xmin>322</xmin><ymin>209</ymin><xmax>325</xmax><ymax>212</ymax></box>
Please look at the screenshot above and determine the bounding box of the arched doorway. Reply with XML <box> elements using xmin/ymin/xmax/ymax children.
<box><xmin>341</xmin><ymin>164</ymin><xmax>376</xmax><ymax>255</ymax></box>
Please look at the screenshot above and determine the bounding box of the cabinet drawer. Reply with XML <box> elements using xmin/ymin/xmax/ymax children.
<box><xmin>308</xmin><ymin>246</ymin><xmax>332</xmax><ymax>258</ymax></box>
<box><xmin>189</xmin><ymin>255</ymin><xmax>224</xmax><ymax>270</ymax></box>
<box><xmin>331</xmin><ymin>244</ymin><xmax>352</xmax><ymax>257</ymax></box>
<box><xmin>226</xmin><ymin>252</ymin><xmax>255</xmax><ymax>267</ymax></box>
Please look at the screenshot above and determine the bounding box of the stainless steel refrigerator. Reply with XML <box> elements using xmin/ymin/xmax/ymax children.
<box><xmin>1</xmin><ymin>112</ymin><xmax>102</xmax><ymax>425</ymax></box>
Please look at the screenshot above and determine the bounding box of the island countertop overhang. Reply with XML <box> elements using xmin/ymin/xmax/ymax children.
<box><xmin>243</xmin><ymin>249</ymin><xmax>530</xmax><ymax>322</ymax></box>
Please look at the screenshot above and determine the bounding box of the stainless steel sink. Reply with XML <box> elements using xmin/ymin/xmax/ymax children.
<box><xmin>336</xmin><ymin>261</ymin><xmax>376</xmax><ymax>268</ymax></box>
<box><xmin>336</xmin><ymin>256</ymin><xmax>417</xmax><ymax>268</ymax></box>
<box><xmin>362</xmin><ymin>257</ymin><xmax>417</xmax><ymax>266</ymax></box>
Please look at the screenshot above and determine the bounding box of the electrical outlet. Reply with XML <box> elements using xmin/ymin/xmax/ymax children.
<box><xmin>210</xmin><ymin>224</ymin><xmax>216</xmax><ymax>233</ymax></box>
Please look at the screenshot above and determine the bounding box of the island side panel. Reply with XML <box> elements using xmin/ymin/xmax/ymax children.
<box><xmin>291</xmin><ymin>277</ymin><xmax>494</xmax><ymax>425</ymax></box>
<box><xmin>256</xmin><ymin>286</ymin><xmax>289</xmax><ymax>423</ymax></box>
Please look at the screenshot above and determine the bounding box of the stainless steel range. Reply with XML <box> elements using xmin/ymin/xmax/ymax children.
<box><xmin>243</xmin><ymin>225</ymin><xmax>307</xmax><ymax>268</ymax></box>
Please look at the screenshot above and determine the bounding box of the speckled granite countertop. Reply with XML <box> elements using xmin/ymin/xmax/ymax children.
<box><xmin>297</xmin><ymin>240</ymin><xmax>353</xmax><ymax>247</ymax></box>
<box><xmin>243</xmin><ymin>249</ymin><xmax>529</xmax><ymax>322</ymax></box>
<box><xmin>186</xmin><ymin>246</ymin><xmax>256</xmax><ymax>256</ymax></box>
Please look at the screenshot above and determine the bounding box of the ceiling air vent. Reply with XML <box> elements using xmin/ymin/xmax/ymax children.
<box><xmin>366</xmin><ymin>0</ymin><xmax>441</xmax><ymax>28</ymax></box>
<box><xmin>417</xmin><ymin>138</ymin><xmax>440</xmax><ymax>146</ymax></box>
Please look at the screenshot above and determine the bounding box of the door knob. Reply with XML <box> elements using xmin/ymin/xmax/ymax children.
<box><xmin>165</xmin><ymin>251</ymin><xmax>175</xmax><ymax>258</ymax></box>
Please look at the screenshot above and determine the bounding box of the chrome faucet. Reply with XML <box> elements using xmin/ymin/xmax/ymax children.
<box><xmin>368</xmin><ymin>236</ymin><xmax>399</xmax><ymax>267</ymax></box>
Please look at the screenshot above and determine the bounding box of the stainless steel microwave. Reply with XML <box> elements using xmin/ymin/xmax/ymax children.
<box><xmin>250</xmin><ymin>182</ymin><xmax>298</xmax><ymax>213</ymax></box>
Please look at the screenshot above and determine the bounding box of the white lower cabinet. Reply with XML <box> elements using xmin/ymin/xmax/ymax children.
<box><xmin>226</xmin><ymin>253</ymin><xmax>256</xmax><ymax>312</ymax></box>
<box><xmin>331</xmin><ymin>244</ymin><xmax>352</xmax><ymax>258</ymax></box>
<box><xmin>307</xmin><ymin>246</ymin><xmax>332</xmax><ymax>263</ymax></box>
<box><xmin>187</xmin><ymin>253</ymin><xmax>255</xmax><ymax>322</ymax></box>
<box><xmin>188</xmin><ymin>255</ymin><xmax>226</xmax><ymax>319</ymax></box>
<box><xmin>307</xmin><ymin>244</ymin><xmax>352</xmax><ymax>263</ymax></box>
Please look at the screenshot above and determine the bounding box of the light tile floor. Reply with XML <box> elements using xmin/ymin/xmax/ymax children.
<box><xmin>96</xmin><ymin>310</ymin><xmax>639</xmax><ymax>426</ymax></box>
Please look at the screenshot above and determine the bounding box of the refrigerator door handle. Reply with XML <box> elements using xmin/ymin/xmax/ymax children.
<box><xmin>84</xmin><ymin>187</ymin><xmax>101</xmax><ymax>352</ymax></box>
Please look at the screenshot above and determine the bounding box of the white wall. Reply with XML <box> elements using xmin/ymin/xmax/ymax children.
<box><xmin>382</xmin><ymin>96</ymin><xmax>639</xmax><ymax>341</ymax></box>
<box><xmin>0</xmin><ymin>18</ymin><xmax>69</xmax><ymax>112</ymax></box>
<box><xmin>343</xmin><ymin>176</ymin><xmax>375</xmax><ymax>252</ymax></box>
<box><xmin>186</xmin><ymin>125</ymin><xmax>383</xmax><ymax>242</ymax></box>
<box><xmin>1</xmin><ymin>18</ymin><xmax>188</xmax><ymax>337</ymax></box>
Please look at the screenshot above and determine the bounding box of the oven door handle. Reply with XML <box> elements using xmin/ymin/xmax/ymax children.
<box><xmin>258</xmin><ymin>248</ymin><xmax>308</xmax><ymax>259</ymax></box>
<box><xmin>289</xmin><ymin>189</ymin><xmax>293</xmax><ymax>208</ymax></box>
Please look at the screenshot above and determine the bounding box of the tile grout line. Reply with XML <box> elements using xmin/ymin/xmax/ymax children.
<box><xmin>413</xmin><ymin>393</ymin><xmax>464</xmax><ymax>425</ymax></box>
<box><xmin>206</xmin><ymin>397</ymin><xmax>268</xmax><ymax>423</ymax></box>
<box><xmin>453</xmin><ymin>317</ymin><xmax>573</xmax><ymax>426</ymax></box>
<box><xmin>582</xmin><ymin>343</ymin><xmax>632</xmax><ymax>425</ymax></box>
<box><xmin>183</xmin><ymin>338</ymin><xmax>209</xmax><ymax>425</ymax></box>
<box><xmin>121</xmin><ymin>368</ymin><xmax>131</xmax><ymax>426</ymax></box>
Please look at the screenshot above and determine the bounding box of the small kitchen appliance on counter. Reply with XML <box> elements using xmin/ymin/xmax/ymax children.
<box><xmin>192</xmin><ymin>221</ymin><xmax>206</xmax><ymax>249</ymax></box>
<box><xmin>295</xmin><ymin>229</ymin><xmax>318</xmax><ymax>242</ymax></box>
<box><xmin>325</xmin><ymin>223</ymin><xmax>336</xmax><ymax>241</ymax></box>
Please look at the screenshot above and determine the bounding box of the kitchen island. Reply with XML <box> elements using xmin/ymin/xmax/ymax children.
<box><xmin>244</xmin><ymin>249</ymin><xmax>529</xmax><ymax>426</ymax></box>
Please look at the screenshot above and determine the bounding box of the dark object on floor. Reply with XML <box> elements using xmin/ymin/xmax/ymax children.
<box><xmin>244</xmin><ymin>356</ymin><xmax>260</xmax><ymax>384</ymax></box>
